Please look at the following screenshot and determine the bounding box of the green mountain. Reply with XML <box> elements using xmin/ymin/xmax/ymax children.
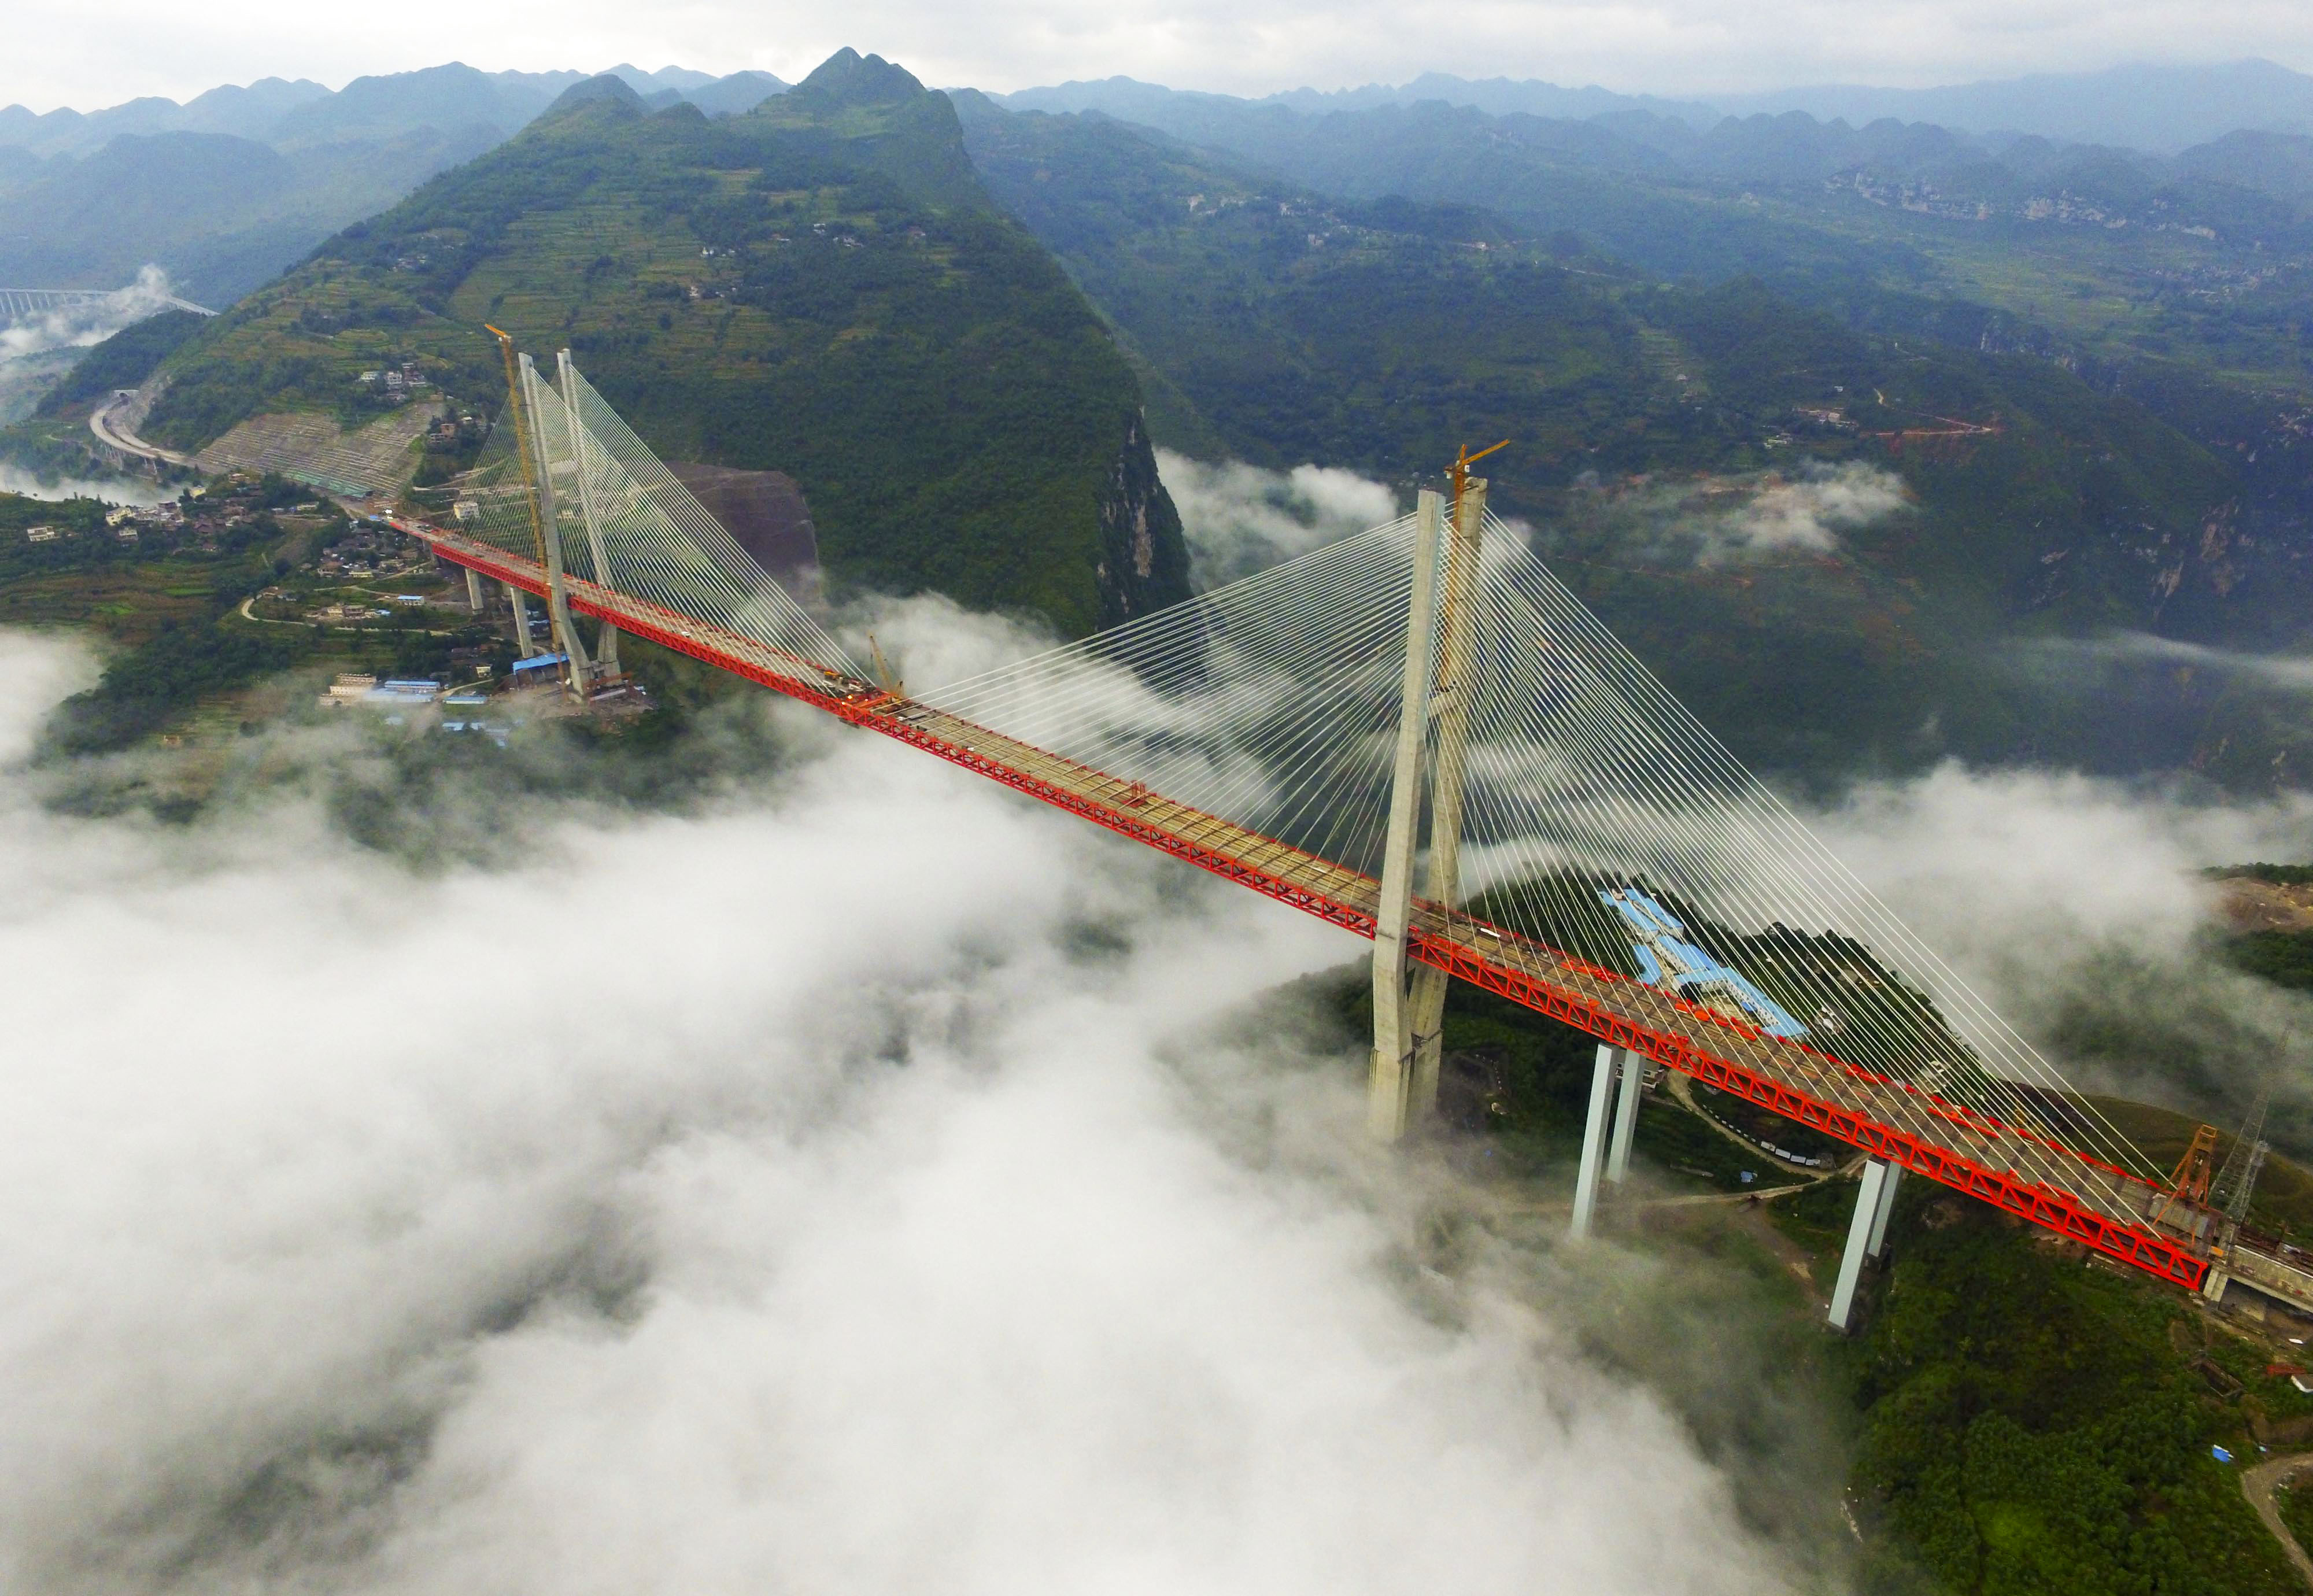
<box><xmin>0</xmin><ymin>127</ymin><xmax>511</xmax><ymax>305</ymax></box>
<box><xmin>146</xmin><ymin>53</ymin><xmax>1191</xmax><ymax>635</ymax></box>
<box><xmin>32</xmin><ymin>308</ymin><xmax>206</xmax><ymax>418</ymax></box>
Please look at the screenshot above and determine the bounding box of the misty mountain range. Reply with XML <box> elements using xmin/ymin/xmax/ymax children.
<box><xmin>6</xmin><ymin>56</ymin><xmax>2313</xmax><ymax>304</ymax></box>
<box><xmin>0</xmin><ymin>64</ymin><xmax>790</xmax><ymax>302</ymax></box>
<box><xmin>0</xmin><ymin>62</ymin><xmax>789</xmax><ymax>158</ymax></box>
<box><xmin>1095</xmin><ymin>57</ymin><xmax>2313</xmax><ymax>153</ymax></box>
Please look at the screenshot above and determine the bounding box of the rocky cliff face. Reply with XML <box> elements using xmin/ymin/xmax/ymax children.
<box><xmin>1093</xmin><ymin>409</ymin><xmax>1193</xmax><ymax>626</ymax></box>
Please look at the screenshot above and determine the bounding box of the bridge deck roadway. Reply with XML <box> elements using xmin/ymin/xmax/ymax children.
<box><xmin>412</xmin><ymin>526</ymin><xmax>2207</xmax><ymax>1292</ymax></box>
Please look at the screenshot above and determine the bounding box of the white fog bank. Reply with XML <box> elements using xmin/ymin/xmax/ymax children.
<box><xmin>0</xmin><ymin>628</ymin><xmax>1795</xmax><ymax>1595</ymax></box>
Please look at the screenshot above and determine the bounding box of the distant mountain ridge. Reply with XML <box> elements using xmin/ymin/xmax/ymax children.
<box><xmin>0</xmin><ymin>63</ymin><xmax>789</xmax><ymax>158</ymax></box>
<box><xmin>952</xmin><ymin>88</ymin><xmax>2313</xmax><ymax>785</ymax></box>
<box><xmin>1000</xmin><ymin>57</ymin><xmax>2313</xmax><ymax>154</ymax></box>
<box><xmin>1712</xmin><ymin>58</ymin><xmax>2313</xmax><ymax>152</ymax></box>
<box><xmin>0</xmin><ymin>63</ymin><xmax>793</xmax><ymax>304</ymax></box>
<box><xmin>982</xmin><ymin>79</ymin><xmax>2313</xmax><ymax>280</ymax></box>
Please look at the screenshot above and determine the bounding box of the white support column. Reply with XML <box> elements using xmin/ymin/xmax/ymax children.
<box><xmin>1569</xmin><ymin>1044</ymin><xmax>1619</xmax><ymax>1240</ymax></box>
<box><xmin>1606</xmin><ymin>1048</ymin><xmax>1643</xmax><ymax>1183</ymax></box>
<box><xmin>1405</xmin><ymin>475</ymin><xmax>1488</xmax><ymax>1126</ymax></box>
<box><xmin>1367</xmin><ymin>489</ymin><xmax>1445</xmax><ymax>1143</ymax></box>
<box><xmin>556</xmin><ymin>349</ymin><xmax>620</xmax><ymax>678</ymax></box>
<box><xmin>463</xmin><ymin>566</ymin><xmax>485</xmax><ymax>612</ymax></box>
<box><xmin>518</xmin><ymin>354</ymin><xmax>592</xmax><ymax>696</ymax></box>
<box><xmin>1866</xmin><ymin>1162</ymin><xmax>1903</xmax><ymax>1258</ymax></box>
<box><xmin>1829</xmin><ymin>1159</ymin><xmax>1894</xmax><ymax>1332</ymax></box>
<box><xmin>507</xmin><ymin>584</ymin><xmax>538</xmax><ymax>653</ymax></box>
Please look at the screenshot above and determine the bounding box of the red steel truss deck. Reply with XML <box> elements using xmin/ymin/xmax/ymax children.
<box><xmin>413</xmin><ymin>525</ymin><xmax>2208</xmax><ymax>1291</ymax></box>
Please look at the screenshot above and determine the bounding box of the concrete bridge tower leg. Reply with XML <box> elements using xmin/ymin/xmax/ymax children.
<box><xmin>1368</xmin><ymin>489</ymin><xmax>1444</xmax><ymax>1141</ymax></box>
<box><xmin>1606</xmin><ymin>1048</ymin><xmax>1644</xmax><ymax>1183</ymax></box>
<box><xmin>464</xmin><ymin>566</ymin><xmax>486</xmax><ymax>612</ymax></box>
<box><xmin>556</xmin><ymin>350</ymin><xmax>620</xmax><ymax>679</ymax></box>
<box><xmin>1830</xmin><ymin>1158</ymin><xmax>1898</xmax><ymax>1332</ymax></box>
<box><xmin>518</xmin><ymin>354</ymin><xmax>593</xmax><ymax>697</ymax></box>
<box><xmin>1570</xmin><ymin>1044</ymin><xmax>1624</xmax><ymax>1238</ymax></box>
<box><xmin>1404</xmin><ymin>474</ymin><xmax>1488</xmax><ymax>1126</ymax></box>
<box><xmin>507</xmin><ymin>585</ymin><xmax>538</xmax><ymax>653</ymax></box>
<box><xmin>1867</xmin><ymin>1162</ymin><xmax>1903</xmax><ymax>1258</ymax></box>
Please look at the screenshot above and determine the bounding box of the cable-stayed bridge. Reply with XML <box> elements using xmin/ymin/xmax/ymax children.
<box><xmin>0</xmin><ymin>286</ymin><xmax>216</xmax><ymax>322</ymax></box>
<box><xmin>396</xmin><ymin>346</ymin><xmax>2294</xmax><ymax>1327</ymax></box>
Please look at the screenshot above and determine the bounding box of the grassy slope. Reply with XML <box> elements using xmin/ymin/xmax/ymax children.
<box><xmin>147</xmin><ymin>58</ymin><xmax>1189</xmax><ymax>636</ymax></box>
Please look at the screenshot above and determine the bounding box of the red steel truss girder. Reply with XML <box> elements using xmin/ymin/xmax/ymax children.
<box><xmin>423</xmin><ymin>534</ymin><xmax>2206</xmax><ymax>1291</ymax></box>
<box><xmin>1405</xmin><ymin>934</ymin><xmax>2204</xmax><ymax>1287</ymax></box>
<box><xmin>862</xmin><ymin>721</ymin><xmax>1383</xmax><ymax>936</ymax></box>
<box><xmin>428</xmin><ymin>538</ymin><xmax>1387</xmax><ymax>934</ymax></box>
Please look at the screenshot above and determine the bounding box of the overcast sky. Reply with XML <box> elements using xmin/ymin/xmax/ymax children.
<box><xmin>5</xmin><ymin>0</ymin><xmax>2312</xmax><ymax>115</ymax></box>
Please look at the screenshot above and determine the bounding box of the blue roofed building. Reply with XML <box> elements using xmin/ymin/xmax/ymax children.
<box><xmin>1597</xmin><ymin>886</ymin><xmax>1808</xmax><ymax>1039</ymax></box>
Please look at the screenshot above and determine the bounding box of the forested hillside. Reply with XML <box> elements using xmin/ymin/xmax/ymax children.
<box><xmin>958</xmin><ymin>95</ymin><xmax>2313</xmax><ymax>784</ymax></box>
<box><xmin>145</xmin><ymin>54</ymin><xmax>1191</xmax><ymax>634</ymax></box>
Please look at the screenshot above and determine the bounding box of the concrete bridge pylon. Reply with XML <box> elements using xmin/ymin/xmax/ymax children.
<box><xmin>1368</xmin><ymin>469</ymin><xmax>1488</xmax><ymax>1143</ymax></box>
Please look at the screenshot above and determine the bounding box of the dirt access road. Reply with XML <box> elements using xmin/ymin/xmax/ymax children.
<box><xmin>2243</xmin><ymin>1454</ymin><xmax>2313</xmax><ymax>1590</ymax></box>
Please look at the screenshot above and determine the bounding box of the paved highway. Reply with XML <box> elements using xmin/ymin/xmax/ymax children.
<box><xmin>88</xmin><ymin>390</ymin><xmax>195</xmax><ymax>470</ymax></box>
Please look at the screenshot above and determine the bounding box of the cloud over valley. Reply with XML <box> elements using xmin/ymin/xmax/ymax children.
<box><xmin>0</xmin><ymin>627</ymin><xmax>1808</xmax><ymax>1594</ymax></box>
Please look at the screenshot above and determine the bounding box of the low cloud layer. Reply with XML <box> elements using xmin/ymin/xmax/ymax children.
<box><xmin>0</xmin><ymin>265</ymin><xmax>182</xmax><ymax>362</ymax></box>
<box><xmin>1568</xmin><ymin>461</ymin><xmax>1912</xmax><ymax>567</ymax></box>
<box><xmin>1159</xmin><ymin>449</ymin><xmax>1401</xmax><ymax>586</ymax></box>
<box><xmin>1805</xmin><ymin>762</ymin><xmax>2313</xmax><ymax>1137</ymax></box>
<box><xmin>0</xmin><ymin>466</ymin><xmax>175</xmax><ymax>506</ymax></box>
<box><xmin>0</xmin><ymin>267</ymin><xmax>189</xmax><ymax>434</ymax></box>
<box><xmin>0</xmin><ymin>627</ymin><xmax>1802</xmax><ymax>1594</ymax></box>
<box><xmin>2021</xmin><ymin>631</ymin><xmax>2313</xmax><ymax>695</ymax></box>
<box><xmin>1728</xmin><ymin>463</ymin><xmax>1909</xmax><ymax>560</ymax></box>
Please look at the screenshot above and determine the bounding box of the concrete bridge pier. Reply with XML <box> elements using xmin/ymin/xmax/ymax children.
<box><xmin>1369</xmin><ymin>472</ymin><xmax>1489</xmax><ymax>1142</ymax></box>
<box><xmin>1606</xmin><ymin>1045</ymin><xmax>1643</xmax><ymax>1183</ymax></box>
<box><xmin>507</xmin><ymin>585</ymin><xmax>539</xmax><ymax>653</ymax></box>
<box><xmin>1829</xmin><ymin>1159</ymin><xmax>1902</xmax><ymax>1332</ymax></box>
<box><xmin>1569</xmin><ymin>1044</ymin><xmax>1643</xmax><ymax>1239</ymax></box>
<box><xmin>464</xmin><ymin>566</ymin><xmax>486</xmax><ymax>612</ymax></box>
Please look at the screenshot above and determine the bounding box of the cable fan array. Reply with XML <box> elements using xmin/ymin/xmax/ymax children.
<box><xmin>925</xmin><ymin>512</ymin><xmax>1425</xmax><ymax>882</ymax></box>
<box><xmin>419</xmin><ymin>360</ymin><xmax>856</xmax><ymax>682</ymax></box>
<box><xmin>923</xmin><ymin>505</ymin><xmax>2159</xmax><ymax>1199</ymax></box>
<box><xmin>409</xmin><ymin>354</ymin><xmax>2158</xmax><ymax>1213</ymax></box>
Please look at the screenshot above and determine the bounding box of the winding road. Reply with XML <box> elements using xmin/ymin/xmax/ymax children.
<box><xmin>89</xmin><ymin>390</ymin><xmax>195</xmax><ymax>470</ymax></box>
<box><xmin>2244</xmin><ymin>1454</ymin><xmax>2313</xmax><ymax>1590</ymax></box>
